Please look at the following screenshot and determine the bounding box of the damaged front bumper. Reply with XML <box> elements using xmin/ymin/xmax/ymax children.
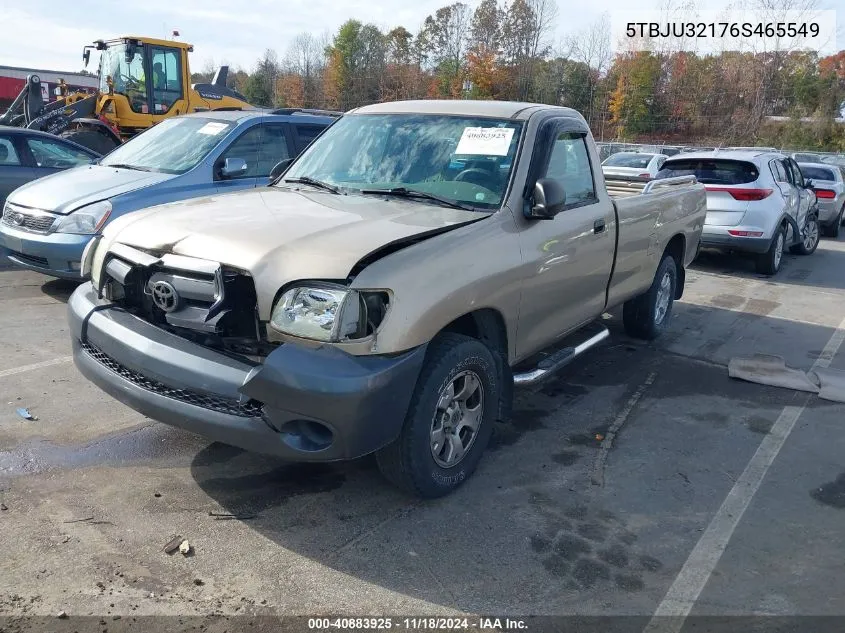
<box><xmin>68</xmin><ymin>283</ymin><xmax>426</xmax><ymax>461</ymax></box>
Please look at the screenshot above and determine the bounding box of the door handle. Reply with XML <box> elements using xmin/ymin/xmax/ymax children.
<box><xmin>594</xmin><ymin>219</ymin><xmax>606</xmax><ymax>234</ymax></box>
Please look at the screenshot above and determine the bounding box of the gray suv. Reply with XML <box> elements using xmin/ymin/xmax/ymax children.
<box><xmin>657</xmin><ymin>150</ymin><xmax>820</xmax><ymax>274</ymax></box>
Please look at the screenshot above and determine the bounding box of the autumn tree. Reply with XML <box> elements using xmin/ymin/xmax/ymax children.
<box><xmin>419</xmin><ymin>3</ymin><xmax>471</xmax><ymax>97</ymax></box>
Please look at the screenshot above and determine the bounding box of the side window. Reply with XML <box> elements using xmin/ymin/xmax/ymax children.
<box><xmin>294</xmin><ymin>124</ymin><xmax>325</xmax><ymax>152</ymax></box>
<box><xmin>0</xmin><ymin>137</ymin><xmax>21</xmax><ymax>166</ymax></box>
<box><xmin>150</xmin><ymin>47</ymin><xmax>183</xmax><ymax>115</ymax></box>
<box><xmin>257</xmin><ymin>125</ymin><xmax>291</xmax><ymax>176</ymax></box>
<box><xmin>218</xmin><ymin>126</ymin><xmax>262</xmax><ymax>179</ymax></box>
<box><xmin>543</xmin><ymin>132</ymin><xmax>596</xmax><ymax>206</ymax></box>
<box><xmin>771</xmin><ymin>160</ymin><xmax>788</xmax><ymax>183</ymax></box>
<box><xmin>26</xmin><ymin>138</ymin><xmax>93</xmax><ymax>168</ymax></box>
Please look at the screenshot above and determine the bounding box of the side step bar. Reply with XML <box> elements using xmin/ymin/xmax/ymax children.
<box><xmin>512</xmin><ymin>324</ymin><xmax>610</xmax><ymax>386</ymax></box>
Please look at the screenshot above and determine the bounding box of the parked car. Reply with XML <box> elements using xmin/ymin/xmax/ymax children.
<box><xmin>0</xmin><ymin>127</ymin><xmax>99</xmax><ymax>206</ymax></box>
<box><xmin>799</xmin><ymin>162</ymin><xmax>845</xmax><ymax>237</ymax></box>
<box><xmin>602</xmin><ymin>152</ymin><xmax>667</xmax><ymax>179</ymax></box>
<box><xmin>791</xmin><ymin>152</ymin><xmax>826</xmax><ymax>164</ymax></box>
<box><xmin>656</xmin><ymin>150</ymin><xmax>820</xmax><ymax>274</ymax></box>
<box><xmin>0</xmin><ymin>109</ymin><xmax>338</xmax><ymax>278</ymax></box>
<box><xmin>68</xmin><ymin>99</ymin><xmax>706</xmax><ymax>497</ymax></box>
<box><xmin>821</xmin><ymin>155</ymin><xmax>845</xmax><ymax>169</ymax></box>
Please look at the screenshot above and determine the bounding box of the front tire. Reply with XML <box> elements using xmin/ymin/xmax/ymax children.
<box><xmin>376</xmin><ymin>333</ymin><xmax>499</xmax><ymax>498</ymax></box>
<box><xmin>756</xmin><ymin>226</ymin><xmax>785</xmax><ymax>275</ymax></box>
<box><xmin>790</xmin><ymin>213</ymin><xmax>820</xmax><ymax>255</ymax></box>
<box><xmin>623</xmin><ymin>254</ymin><xmax>678</xmax><ymax>340</ymax></box>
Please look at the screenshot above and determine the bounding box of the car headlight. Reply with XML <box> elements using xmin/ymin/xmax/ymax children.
<box><xmin>269</xmin><ymin>284</ymin><xmax>363</xmax><ymax>342</ymax></box>
<box><xmin>54</xmin><ymin>200</ymin><xmax>112</xmax><ymax>235</ymax></box>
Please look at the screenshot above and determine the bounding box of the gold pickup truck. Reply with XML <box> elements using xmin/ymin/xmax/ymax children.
<box><xmin>68</xmin><ymin>100</ymin><xmax>706</xmax><ymax>497</ymax></box>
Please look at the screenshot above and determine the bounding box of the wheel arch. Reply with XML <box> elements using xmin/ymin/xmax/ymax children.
<box><xmin>440</xmin><ymin>308</ymin><xmax>512</xmax><ymax>423</ymax></box>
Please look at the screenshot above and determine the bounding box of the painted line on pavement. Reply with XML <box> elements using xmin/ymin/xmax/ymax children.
<box><xmin>643</xmin><ymin>315</ymin><xmax>845</xmax><ymax>632</ymax></box>
<box><xmin>0</xmin><ymin>356</ymin><xmax>73</xmax><ymax>379</ymax></box>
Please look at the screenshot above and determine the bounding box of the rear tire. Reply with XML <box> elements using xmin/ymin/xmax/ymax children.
<box><xmin>376</xmin><ymin>333</ymin><xmax>499</xmax><ymax>499</ymax></box>
<box><xmin>623</xmin><ymin>254</ymin><xmax>678</xmax><ymax>341</ymax></box>
<box><xmin>61</xmin><ymin>129</ymin><xmax>120</xmax><ymax>155</ymax></box>
<box><xmin>790</xmin><ymin>213</ymin><xmax>820</xmax><ymax>255</ymax></box>
<box><xmin>756</xmin><ymin>225</ymin><xmax>785</xmax><ymax>275</ymax></box>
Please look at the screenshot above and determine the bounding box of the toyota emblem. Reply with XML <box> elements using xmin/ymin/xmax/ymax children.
<box><xmin>151</xmin><ymin>280</ymin><xmax>179</xmax><ymax>313</ymax></box>
<box><xmin>10</xmin><ymin>212</ymin><xmax>25</xmax><ymax>226</ymax></box>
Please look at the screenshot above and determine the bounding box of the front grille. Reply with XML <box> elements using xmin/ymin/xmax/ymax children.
<box><xmin>9</xmin><ymin>251</ymin><xmax>49</xmax><ymax>268</ymax></box>
<box><xmin>81</xmin><ymin>342</ymin><xmax>263</xmax><ymax>418</ymax></box>
<box><xmin>2</xmin><ymin>205</ymin><xmax>56</xmax><ymax>233</ymax></box>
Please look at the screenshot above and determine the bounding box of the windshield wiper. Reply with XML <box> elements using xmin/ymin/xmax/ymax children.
<box><xmin>359</xmin><ymin>187</ymin><xmax>477</xmax><ymax>212</ymax></box>
<box><xmin>106</xmin><ymin>163</ymin><xmax>153</xmax><ymax>172</ymax></box>
<box><xmin>283</xmin><ymin>177</ymin><xmax>341</xmax><ymax>194</ymax></box>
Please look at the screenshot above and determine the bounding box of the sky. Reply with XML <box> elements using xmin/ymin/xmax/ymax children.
<box><xmin>0</xmin><ymin>0</ymin><xmax>841</xmax><ymax>74</ymax></box>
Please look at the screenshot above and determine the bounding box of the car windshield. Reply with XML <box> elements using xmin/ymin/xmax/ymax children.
<box><xmin>99</xmin><ymin>117</ymin><xmax>234</xmax><ymax>174</ymax></box>
<box><xmin>282</xmin><ymin>113</ymin><xmax>523</xmax><ymax>210</ymax></box>
<box><xmin>799</xmin><ymin>165</ymin><xmax>836</xmax><ymax>181</ymax></box>
<box><xmin>657</xmin><ymin>158</ymin><xmax>759</xmax><ymax>185</ymax></box>
<box><xmin>603</xmin><ymin>153</ymin><xmax>654</xmax><ymax>168</ymax></box>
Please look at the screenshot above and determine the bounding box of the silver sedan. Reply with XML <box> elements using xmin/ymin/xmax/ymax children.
<box><xmin>799</xmin><ymin>162</ymin><xmax>845</xmax><ymax>238</ymax></box>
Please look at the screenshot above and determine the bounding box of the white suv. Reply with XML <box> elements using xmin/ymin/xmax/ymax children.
<box><xmin>657</xmin><ymin>150</ymin><xmax>819</xmax><ymax>274</ymax></box>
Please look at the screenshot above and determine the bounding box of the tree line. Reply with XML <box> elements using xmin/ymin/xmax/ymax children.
<box><xmin>191</xmin><ymin>0</ymin><xmax>845</xmax><ymax>151</ymax></box>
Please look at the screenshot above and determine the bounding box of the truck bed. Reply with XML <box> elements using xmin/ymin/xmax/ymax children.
<box><xmin>604</xmin><ymin>175</ymin><xmax>706</xmax><ymax>309</ymax></box>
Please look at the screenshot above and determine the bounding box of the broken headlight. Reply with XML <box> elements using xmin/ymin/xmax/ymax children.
<box><xmin>269</xmin><ymin>284</ymin><xmax>389</xmax><ymax>342</ymax></box>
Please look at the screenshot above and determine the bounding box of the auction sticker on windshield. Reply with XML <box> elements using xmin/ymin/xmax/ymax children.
<box><xmin>197</xmin><ymin>122</ymin><xmax>229</xmax><ymax>135</ymax></box>
<box><xmin>455</xmin><ymin>127</ymin><xmax>514</xmax><ymax>156</ymax></box>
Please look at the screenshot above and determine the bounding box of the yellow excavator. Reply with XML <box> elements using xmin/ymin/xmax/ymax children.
<box><xmin>0</xmin><ymin>36</ymin><xmax>254</xmax><ymax>153</ymax></box>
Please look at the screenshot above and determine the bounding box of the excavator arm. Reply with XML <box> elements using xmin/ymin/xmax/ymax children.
<box><xmin>0</xmin><ymin>74</ymin><xmax>46</xmax><ymax>127</ymax></box>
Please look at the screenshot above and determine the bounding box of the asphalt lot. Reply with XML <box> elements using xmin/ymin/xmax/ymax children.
<box><xmin>0</xmin><ymin>234</ymin><xmax>844</xmax><ymax>628</ymax></box>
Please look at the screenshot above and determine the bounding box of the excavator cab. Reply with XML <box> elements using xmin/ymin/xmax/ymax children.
<box><xmin>90</xmin><ymin>37</ymin><xmax>192</xmax><ymax>126</ymax></box>
<box><xmin>81</xmin><ymin>37</ymin><xmax>251</xmax><ymax>145</ymax></box>
<box><xmin>1</xmin><ymin>35</ymin><xmax>252</xmax><ymax>155</ymax></box>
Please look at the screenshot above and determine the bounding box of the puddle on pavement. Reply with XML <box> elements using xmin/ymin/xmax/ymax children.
<box><xmin>0</xmin><ymin>424</ymin><xmax>194</xmax><ymax>477</ymax></box>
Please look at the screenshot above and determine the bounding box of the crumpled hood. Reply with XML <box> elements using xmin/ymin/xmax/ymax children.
<box><xmin>9</xmin><ymin>165</ymin><xmax>174</xmax><ymax>214</ymax></box>
<box><xmin>104</xmin><ymin>186</ymin><xmax>487</xmax><ymax>318</ymax></box>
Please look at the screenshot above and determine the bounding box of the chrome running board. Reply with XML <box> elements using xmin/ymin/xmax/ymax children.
<box><xmin>512</xmin><ymin>324</ymin><xmax>610</xmax><ymax>386</ymax></box>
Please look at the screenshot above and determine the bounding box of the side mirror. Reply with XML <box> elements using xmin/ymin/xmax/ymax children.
<box><xmin>527</xmin><ymin>178</ymin><xmax>566</xmax><ymax>219</ymax></box>
<box><xmin>83</xmin><ymin>49</ymin><xmax>91</xmax><ymax>67</ymax></box>
<box><xmin>220</xmin><ymin>157</ymin><xmax>247</xmax><ymax>178</ymax></box>
<box><xmin>269</xmin><ymin>158</ymin><xmax>294</xmax><ymax>181</ymax></box>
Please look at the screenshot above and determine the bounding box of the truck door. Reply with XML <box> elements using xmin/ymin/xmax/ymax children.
<box><xmin>515</xmin><ymin>119</ymin><xmax>616</xmax><ymax>359</ymax></box>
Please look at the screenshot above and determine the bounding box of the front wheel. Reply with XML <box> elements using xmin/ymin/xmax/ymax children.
<box><xmin>376</xmin><ymin>333</ymin><xmax>499</xmax><ymax>498</ymax></box>
<box><xmin>790</xmin><ymin>214</ymin><xmax>820</xmax><ymax>255</ymax></box>
<box><xmin>623</xmin><ymin>254</ymin><xmax>678</xmax><ymax>340</ymax></box>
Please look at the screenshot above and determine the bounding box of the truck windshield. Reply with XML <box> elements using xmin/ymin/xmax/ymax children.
<box><xmin>283</xmin><ymin>114</ymin><xmax>523</xmax><ymax>211</ymax></box>
<box><xmin>100</xmin><ymin>117</ymin><xmax>234</xmax><ymax>174</ymax></box>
